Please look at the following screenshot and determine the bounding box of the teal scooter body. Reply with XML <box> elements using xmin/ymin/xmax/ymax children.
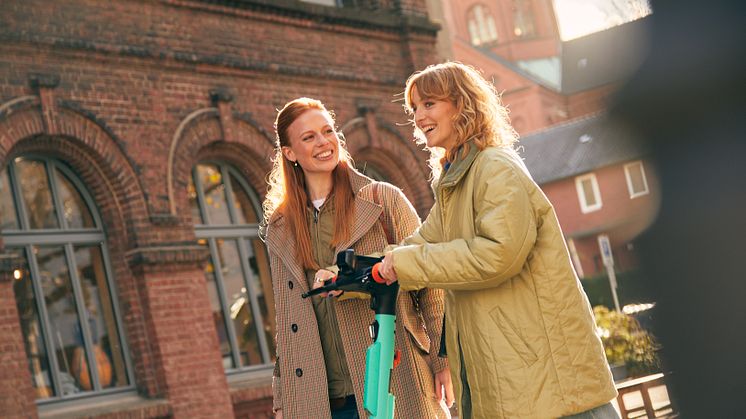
<box><xmin>302</xmin><ymin>249</ymin><xmax>399</xmax><ymax>419</ymax></box>
<box><xmin>364</xmin><ymin>313</ymin><xmax>396</xmax><ymax>418</ymax></box>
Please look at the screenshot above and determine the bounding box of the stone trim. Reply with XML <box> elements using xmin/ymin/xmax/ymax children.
<box><xmin>126</xmin><ymin>244</ymin><xmax>210</xmax><ymax>268</ymax></box>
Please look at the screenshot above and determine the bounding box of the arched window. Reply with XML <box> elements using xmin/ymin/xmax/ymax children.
<box><xmin>188</xmin><ymin>162</ymin><xmax>275</xmax><ymax>372</ymax></box>
<box><xmin>3</xmin><ymin>156</ymin><xmax>133</xmax><ymax>401</ymax></box>
<box><xmin>513</xmin><ymin>0</ymin><xmax>537</xmax><ymax>38</ymax></box>
<box><xmin>467</xmin><ymin>4</ymin><xmax>499</xmax><ymax>46</ymax></box>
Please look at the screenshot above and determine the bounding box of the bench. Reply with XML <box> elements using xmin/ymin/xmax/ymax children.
<box><xmin>615</xmin><ymin>373</ymin><xmax>675</xmax><ymax>419</ymax></box>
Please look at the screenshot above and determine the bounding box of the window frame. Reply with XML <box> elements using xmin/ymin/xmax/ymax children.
<box><xmin>624</xmin><ymin>160</ymin><xmax>650</xmax><ymax>199</ymax></box>
<box><xmin>3</xmin><ymin>155</ymin><xmax>136</xmax><ymax>405</ymax></box>
<box><xmin>467</xmin><ymin>4</ymin><xmax>499</xmax><ymax>47</ymax></box>
<box><xmin>575</xmin><ymin>172</ymin><xmax>603</xmax><ymax>213</ymax></box>
<box><xmin>191</xmin><ymin>162</ymin><xmax>274</xmax><ymax>376</ymax></box>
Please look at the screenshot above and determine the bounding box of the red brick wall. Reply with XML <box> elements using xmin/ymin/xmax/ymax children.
<box><xmin>0</xmin><ymin>0</ymin><xmax>437</xmax><ymax>417</ymax></box>
<box><xmin>540</xmin><ymin>160</ymin><xmax>660</xmax><ymax>277</ymax></box>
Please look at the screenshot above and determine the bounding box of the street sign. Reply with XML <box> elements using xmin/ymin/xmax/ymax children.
<box><xmin>598</xmin><ymin>234</ymin><xmax>614</xmax><ymax>267</ymax></box>
<box><xmin>597</xmin><ymin>234</ymin><xmax>620</xmax><ymax>312</ymax></box>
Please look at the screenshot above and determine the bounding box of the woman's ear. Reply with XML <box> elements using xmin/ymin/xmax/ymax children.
<box><xmin>281</xmin><ymin>146</ymin><xmax>296</xmax><ymax>164</ymax></box>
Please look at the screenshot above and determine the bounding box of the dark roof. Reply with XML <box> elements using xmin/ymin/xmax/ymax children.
<box><xmin>560</xmin><ymin>16</ymin><xmax>651</xmax><ymax>94</ymax></box>
<box><xmin>518</xmin><ymin>114</ymin><xmax>648</xmax><ymax>184</ymax></box>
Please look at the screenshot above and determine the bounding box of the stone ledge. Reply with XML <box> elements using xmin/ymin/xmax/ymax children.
<box><xmin>38</xmin><ymin>394</ymin><xmax>172</xmax><ymax>419</ymax></box>
<box><xmin>125</xmin><ymin>244</ymin><xmax>209</xmax><ymax>268</ymax></box>
<box><xmin>229</xmin><ymin>372</ymin><xmax>273</xmax><ymax>404</ymax></box>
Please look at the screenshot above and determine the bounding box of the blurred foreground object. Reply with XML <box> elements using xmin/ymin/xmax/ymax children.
<box><xmin>610</xmin><ymin>0</ymin><xmax>746</xmax><ymax>417</ymax></box>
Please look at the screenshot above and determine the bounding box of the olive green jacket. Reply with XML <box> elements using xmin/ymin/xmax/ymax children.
<box><xmin>393</xmin><ymin>145</ymin><xmax>617</xmax><ymax>418</ymax></box>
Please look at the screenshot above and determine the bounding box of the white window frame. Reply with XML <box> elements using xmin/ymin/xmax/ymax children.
<box><xmin>575</xmin><ymin>173</ymin><xmax>602</xmax><ymax>213</ymax></box>
<box><xmin>624</xmin><ymin>160</ymin><xmax>650</xmax><ymax>198</ymax></box>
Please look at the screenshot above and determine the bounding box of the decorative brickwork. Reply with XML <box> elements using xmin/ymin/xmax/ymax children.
<box><xmin>0</xmin><ymin>0</ymin><xmax>437</xmax><ymax>416</ymax></box>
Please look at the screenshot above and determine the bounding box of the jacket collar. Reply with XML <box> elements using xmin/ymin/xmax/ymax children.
<box><xmin>438</xmin><ymin>142</ymin><xmax>480</xmax><ymax>189</ymax></box>
<box><xmin>265</xmin><ymin>166</ymin><xmax>382</xmax><ymax>288</ymax></box>
<box><xmin>334</xmin><ymin>168</ymin><xmax>382</xmax><ymax>254</ymax></box>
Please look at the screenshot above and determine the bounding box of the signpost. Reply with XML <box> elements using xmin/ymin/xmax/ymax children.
<box><xmin>598</xmin><ymin>234</ymin><xmax>621</xmax><ymax>312</ymax></box>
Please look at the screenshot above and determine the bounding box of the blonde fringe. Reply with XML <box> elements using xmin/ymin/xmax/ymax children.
<box><xmin>403</xmin><ymin>62</ymin><xmax>518</xmax><ymax>182</ymax></box>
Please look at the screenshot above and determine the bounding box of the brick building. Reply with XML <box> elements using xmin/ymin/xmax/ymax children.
<box><xmin>0</xmin><ymin>1</ymin><xmax>440</xmax><ymax>417</ymax></box>
<box><xmin>426</xmin><ymin>0</ymin><xmax>655</xmax><ymax>281</ymax></box>
<box><xmin>427</xmin><ymin>0</ymin><xmax>649</xmax><ymax>135</ymax></box>
<box><xmin>520</xmin><ymin>115</ymin><xmax>659</xmax><ymax>279</ymax></box>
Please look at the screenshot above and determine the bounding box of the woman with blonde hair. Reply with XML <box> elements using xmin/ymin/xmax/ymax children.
<box><xmin>379</xmin><ymin>62</ymin><xmax>619</xmax><ymax>418</ymax></box>
<box><xmin>262</xmin><ymin>97</ymin><xmax>452</xmax><ymax>418</ymax></box>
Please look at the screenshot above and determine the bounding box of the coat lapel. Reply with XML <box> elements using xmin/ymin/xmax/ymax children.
<box><xmin>335</xmin><ymin>169</ymin><xmax>382</xmax><ymax>254</ymax></box>
<box><xmin>266</xmin><ymin>214</ymin><xmax>310</xmax><ymax>294</ymax></box>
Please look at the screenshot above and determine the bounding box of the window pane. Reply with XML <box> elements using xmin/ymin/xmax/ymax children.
<box><xmin>12</xmin><ymin>249</ymin><xmax>54</xmax><ymax>399</ymax></box>
<box><xmin>56</xmin><ymin>168</ymin><xmax>95</xmax><ymax>229</ymax></box>
<box><xmin>196</xmin><ymin>164</ymin><xmax>231</xmax><ymax>225</ymax></box>
<box><xmin>15</xmin><ymin>158</ymin><xmax>59</xmax><ymax>229</ymax></box>
<box><xmin>201</xmin><ymin>239</ymin><xmax>235</xmax><ymax>369</ymax></box>
<box><xmin>73</xmin><ymin>245</ymin><xmax>128</xmax><ymax>389</ymax></box>
<box><xmin>215</xmin><ymin>239</ymin><xmax>262</xmax><ymax>367</ymax></box>
<box><xmin>0</xmin><ymin>168</ymin><xmax>19</xmax><ymax>230</ymax></box>
<box><xmin>582</xmin><ymin>179</ymin><xmax>597</xmax><ymax>206</ymax></box>
<box><xmin>248</xmin><ymin>238</ymin><xmax>276</xmax><ymax>361</ymax></box>
<box><xmin>629</xmin><ymin>164</ymin><xmax>646</xmax><ymax>194</ymax></box>
<box><xmin>230</xmin><ymin>174</ymin><xmax>258</xmax><ymax>224</ymax></box>
<box><xmin>468</xmin><ymin>20</ymin><xmax>480</xmax><ymax>45</ymax></box>
<box><xmin>35</xmin><ymin>246</ymin><xmax>90</xmax><ymax>395</ymax></box>
<box><xmin>188</xmin><ymin>175</ymin><xmax>204</xmax><ymax>224</ymax></box>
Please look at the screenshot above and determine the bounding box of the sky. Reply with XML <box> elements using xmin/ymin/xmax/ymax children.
<box><xmin>553</xmin><ymin>0</ymin><xmax>651</xmax><ymax>40</ymax></box>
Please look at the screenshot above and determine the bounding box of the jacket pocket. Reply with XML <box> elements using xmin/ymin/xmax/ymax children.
<box><xmin>489</xmin><ymin>306</ymin><xmax>538</xmax><ymax>367</ymax></box>
<box><xmin>399</xmin><ymin>293</ymin><xmax>432</xmax><ymax>354</ymax></box>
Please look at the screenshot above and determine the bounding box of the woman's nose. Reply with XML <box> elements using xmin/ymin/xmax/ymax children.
<box><xmin>415</xmin><ymin>110</ymin><xmax>426</xmax><ymax>128</ymax></box>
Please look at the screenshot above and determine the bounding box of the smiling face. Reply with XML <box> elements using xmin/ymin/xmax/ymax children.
<box><xmin>281</xmin><ymin>108</ymin><xmax>340</xmax><ymax>176</ymax></box>
<box><xmin>410</xmin><ymin>85</ymin><xmax>458</xmax><ymax>152</ymax></box>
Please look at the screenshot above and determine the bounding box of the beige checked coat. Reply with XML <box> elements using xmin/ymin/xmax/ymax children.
<box><xmin>266</xmin><ymin>169</ymin><xmax>450</xmax><ymax>418</ymax></box>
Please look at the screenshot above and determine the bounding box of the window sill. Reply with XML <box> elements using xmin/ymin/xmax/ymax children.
<box><xmin>229</xmin><ymin>369</ymin><xmax>273</xmax><ymax>405</ymax></box>
<box><xmin>38</xmin><ymin>393</ymin><xmax>171</xmax><ymax>419</ymax></box>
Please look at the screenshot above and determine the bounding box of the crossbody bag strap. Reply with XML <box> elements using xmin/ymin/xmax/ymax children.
<box><xmin>371</xmin><ymin>182</ymin><xmax>395</xmax><ymax>245</ymax></box>
<box><xmin>371</xmin><ymin>182</ymin><xmax>422</xmax><ymax>316</ymax></box>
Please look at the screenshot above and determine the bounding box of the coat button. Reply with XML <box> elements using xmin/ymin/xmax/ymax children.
<box><xmin>295</xmin><ymin>368</ymin><xmax>303</xmax><ymax>377</ymax></box>
<box><xmin>291</xmin><ymin>324</ymin><xmax>298</xmax><ymax>333</ymax></box>
<box><xmin>288</xmin><ymin>281</ymin><xmax>294</xmax><ymax>289</ymax></box>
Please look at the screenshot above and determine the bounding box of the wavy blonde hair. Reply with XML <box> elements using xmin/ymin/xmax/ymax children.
<box><xmin>261</xmin><ymin>98</ymin><xmax>355</xmax><ymax>269</ymax></box>
<box><xmin>404</xmin><ymin>62</ymin><xmax>518</xmax><ymax>181</ymax></box>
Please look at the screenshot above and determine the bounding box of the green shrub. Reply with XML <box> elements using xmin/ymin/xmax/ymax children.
<box><xmin>593</xmin><ymin>305</ymin><xmax>661</xmax><ymax>378</ymax></box>
<box><xmin>581</xmin><ymin>270</ymin><xmax>655</xmax><ymax>308</ymax></box>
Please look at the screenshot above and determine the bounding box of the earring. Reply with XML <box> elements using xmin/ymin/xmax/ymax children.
<box><xmin>293</xmin><ymin>161</ymin><xmax>298</xmax><ymax>167</ymax></box>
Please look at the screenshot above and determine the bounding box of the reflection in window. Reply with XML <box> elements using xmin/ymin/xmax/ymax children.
<box><xmin>191</xmin><ymin>162</ymin><xmax>275</xmax><ymax>371</ymax></box>
<box><xmin>467</xmin><ymin>4</ymin><xmax>499</xmax><ymax>46</ymax></box>
<box><xmin>0</xmin><ymin>169</ymin><xmax>18</xmax><ymax>230</ymax></box>
<box><xmin>15</xmin><ymin>158</ymin><xmax>59</xmax><ymax>229</ymax></box>
<box><xmin>513</xmin><ymin>0</ymin><xmax>537</xmax><ymax>38</ymax></box>
<box><xmin>4</xmin><ymin>156</ymin><xmax>132</xmax><ymax>401</ymax></box>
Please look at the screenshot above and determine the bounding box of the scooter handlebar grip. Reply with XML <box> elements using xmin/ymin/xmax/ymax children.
<box><xmin>371</xmin><ymin>263</ymin><xmax>386</xmax><ymax>284</ymax></box>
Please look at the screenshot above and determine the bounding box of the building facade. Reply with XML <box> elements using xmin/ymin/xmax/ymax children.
<box><xmin>426</xmin><ymin>0</ymin><xmax>654</xmax><ymax>282</ymax></box>
<box><xmin>0</xmin><ymin>1</ymin><xmax>439</xmax><ymax>417</ymax></box>
<box><xmin>520</xmin><ymin>116</ymin><xmax>659</xmax><ymax>279</ymax></box>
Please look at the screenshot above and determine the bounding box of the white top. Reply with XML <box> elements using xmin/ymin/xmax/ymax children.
<box><xmin>311</xmin><ymin>197</ymin><xmax>326</xmax><ymax>210</ymax></box>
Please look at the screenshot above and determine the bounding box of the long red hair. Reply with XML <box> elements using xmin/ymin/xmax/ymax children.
<box><xmin>262</xmin><ymin>98</ymin><xmax>355</xmax><ymax>270</ymax></box>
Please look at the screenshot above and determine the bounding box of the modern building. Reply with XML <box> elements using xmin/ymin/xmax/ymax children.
<box><xmin>0</xmin><ymin>0</ymin><xmax>439</xmax><ymax>417</ymax></box>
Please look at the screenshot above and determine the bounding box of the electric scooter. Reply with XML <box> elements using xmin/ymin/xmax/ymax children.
<box><xmin>302</xmin><ymin>249</ymin><xmax>399</xmax><ymax>419</ymax></box>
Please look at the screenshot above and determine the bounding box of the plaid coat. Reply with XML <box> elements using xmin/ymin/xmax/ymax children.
<box><xmin>266</xmin><ymin>169</ymin><xmax>449</xmax><ymax>418</ymax></box>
